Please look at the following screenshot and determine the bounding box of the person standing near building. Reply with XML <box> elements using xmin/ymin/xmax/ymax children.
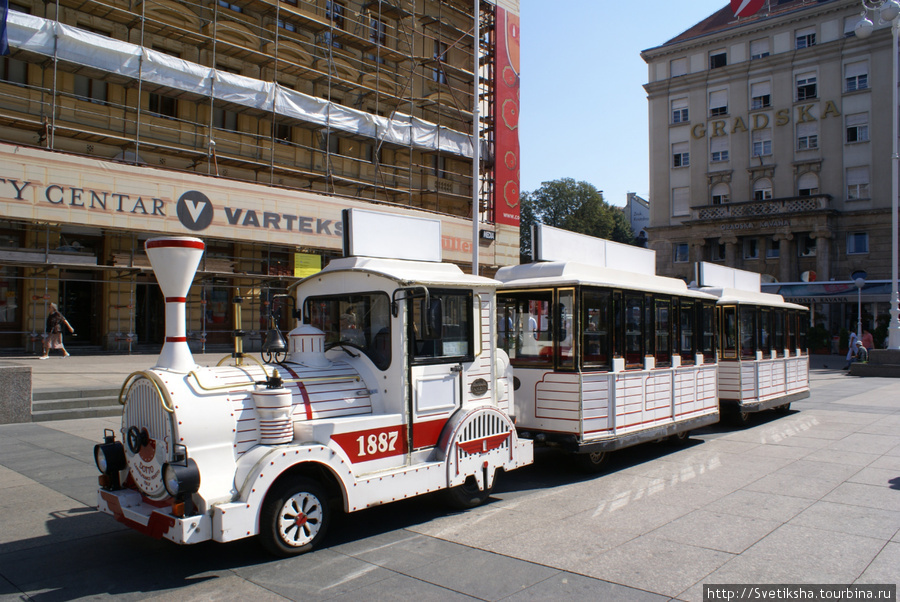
<box><xmin>40</xmin><ymin>303</ymin><xmax>74</xmax><ymax>359</ymax></box>
<box><xmin>843</xmin><ymin>330</ymin><xmax>859</xmax><ymax>370</ymax></box>
<box><xmin>861</xmin><ymin>329</ymin><xmax>874</xmax><ymax>351</ymax></box>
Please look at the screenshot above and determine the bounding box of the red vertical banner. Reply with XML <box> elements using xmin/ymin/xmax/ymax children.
<box><xmin>493</xmin><ymin>6</ymin><xmax>520</xmax><ymax>226</ymax></box>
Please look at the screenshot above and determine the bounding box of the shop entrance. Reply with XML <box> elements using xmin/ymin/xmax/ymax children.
<box><xmin>59</xmin><ymin>271</ymin><xmax>102</xmax><ymax>347</ymax></box>
<box><xmin>135</xmin><ymin>280</ymin><xmax>165</xmax><ymax>348</ymax></box>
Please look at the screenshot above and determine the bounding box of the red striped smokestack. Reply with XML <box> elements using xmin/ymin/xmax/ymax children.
<box><xmin>145</xmin><ymin>237</ymin><xmax>205</xmax><ymax>372</ymax></box>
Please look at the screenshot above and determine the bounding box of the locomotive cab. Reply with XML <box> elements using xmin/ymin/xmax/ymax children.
<box><xmin>94</xmin><ymin>209</ymin><xmax>532</xmax><ymax>555</ymax></box>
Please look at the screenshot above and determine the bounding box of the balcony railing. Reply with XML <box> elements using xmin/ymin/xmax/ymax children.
<box><xmin>692</xmin><ymin>194</ymin><xmax>831</xmax><ymax>221</ymax></box>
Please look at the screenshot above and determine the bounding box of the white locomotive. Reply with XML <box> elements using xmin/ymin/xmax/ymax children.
<box><xmin>94</xmin><ymin>209</ymin><xmax>533</xmax><ymax>555</ymax></box>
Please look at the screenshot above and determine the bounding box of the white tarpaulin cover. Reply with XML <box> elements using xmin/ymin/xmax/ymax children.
<box><xmin>6</xmin><ymin>11</ymin><xmax>474</xmax><ymax>158</ymax></box>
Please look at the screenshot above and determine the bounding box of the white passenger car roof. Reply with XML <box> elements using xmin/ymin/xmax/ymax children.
<box><xmin>692</xmin><ymin>262</ymin><xmax>807</xmax><ymax>310</ymax></box>
<box><xmin>318</xmin><ymin>256</ymin><xmax>499</xmax><ymax>288</ymax></box>
<box><xmin>495</xmin><ymin>261</ymin><xmax>718</xmax><ymax>301</ymax></box>
<box><xmin>699</xmin><ymin>287</ymin><xmax>808</xmax><ymax>310</ymax></box>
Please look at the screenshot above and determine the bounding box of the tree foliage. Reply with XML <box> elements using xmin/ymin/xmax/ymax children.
<box><xmin>519</xmin><ymin>178</ymin><xmax>635</xmax><ymax>260</ymax></box>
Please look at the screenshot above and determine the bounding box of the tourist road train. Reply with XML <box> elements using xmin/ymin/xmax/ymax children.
<box><xmin>92</xmin><ymin>216</ymin><xmax>808</xmax><ymax>555</ymax></box>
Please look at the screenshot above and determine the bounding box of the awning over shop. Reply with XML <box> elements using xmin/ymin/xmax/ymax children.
<box><xmin>762</xmin><ymin>280</ymin><xmax>897</xmax><ymax>304</ymax></box>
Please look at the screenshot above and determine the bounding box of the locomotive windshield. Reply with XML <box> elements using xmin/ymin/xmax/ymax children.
<box><xmin>304</xmin><ymin>292</ymin><xmax>392</xmax><ymax>369</ymax></box>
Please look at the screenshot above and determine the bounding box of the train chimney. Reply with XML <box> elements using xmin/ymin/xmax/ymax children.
<box><xmin>145</xmin><ymin>237</ymin><xmax>205</xmax><ymax>372</ymax></box>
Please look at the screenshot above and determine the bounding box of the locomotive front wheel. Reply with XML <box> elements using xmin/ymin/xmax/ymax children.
<box><xmin>574</xmin><ymin>450</ymin><xmax>608</xmax><ymax>473</ymax></box>
<box><xmin>260</xmin><ymin>478</ymin><xmax>330</xmax><ymax>556</ymax></box>
<box><xmin>442</xmin><ymin>475</ymin><xmax>494</xmax><ymax>510</ymax></box>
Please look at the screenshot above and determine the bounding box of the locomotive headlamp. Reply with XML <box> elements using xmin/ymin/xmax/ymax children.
<box><xmin>94</xmin><ymin>429</ymin><xmax>126</xmax><ymax>489</ymax></box>
<box><xmin>163</xmin><ymin>453</ymin><xmax>200</xmax><ymax>498</ymax></box>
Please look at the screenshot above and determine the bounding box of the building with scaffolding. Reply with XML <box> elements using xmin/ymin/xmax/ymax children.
<box><xmin>0</xmin><ymin>0</ymin><xmax>521</xmax><ymax>353</ymax></box>
<box><xmin>641</xmin><ymin>0</ymin><xmax>896</xmax><ymax>339</ymax></box>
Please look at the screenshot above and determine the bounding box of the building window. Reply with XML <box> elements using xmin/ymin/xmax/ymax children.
<box><xmin>845</xmin><ymin>61</ymin><xmax>868</xmax><ymax>92</ymax></box>
<box><xmin>799</xmin><ymin>233</ymin><xmax>816</xmax><ymax>257</ymax></box>
<box><xmin>710</xmin><ymin>136</ymin><xmax>729</xmax><ymax>163</ymax></box>
<box><xmin>433</xmin><ymin>40</ymin><xmax>448</xmax><ymax>84</ymax></box>
<box><xmin>674</xmin><ymin>243</ymin><xmax>689</xmax><ymax>263</ymax></box>
<box><xmin>432</xmin><ymin>154</ymin><xmax>446</xmax><ymax>178</ymax></box>
<box><xmin>847</xmin><ymin>232</ymin><xmax>869</xmax><ymax>254</ymax></box>
<box><xmin>74</xmin><ymin>74</ymin><xmax>107</xmax><ymax>105</ymax></box>
<box><xmin>711</xmin><ymin>183</ymin><xmax>730</xmax><ymax>205</ymax></box>
<box><xmin>326</xmin><ymin>1</ymin><xmax>345</xmax><ymax>28</ymax></box>
<box><xmin>672</xmin><ymin>186</ymin><xmax>690</xmax><ymax>217</ymax></box>
<box><xmin>743</xmin><ymin>237</ymin><xmax>759</xmax><ymax>260</ymax></box>
<box><xmin>214</xmin><ymin>106</ymin><xmax>238</xmax><ymax>132</ymax></box>
<box><xmin>709</xmin><ymin>50</ymin><xmax>727</xmax><ymax>69</ymax></box>
<box><xmin>847</xmin><ymin>167</ymin><xmax>870</xmax><ymax>200</ymax></box>
<box><xmin>369</xmin><ymin>16</ymin><xmax>387</xmax><ymax>45</ymax></box>
<box><xmin>798</xmin><ymin>172</ymin><xmax>819</xmax><ymax>196</ymax></box>
<box><xmin>366</xmin><ymin>143</ymin><xmax>382</xmax><ymax>164</ymax></box>
<box><xmin>218</xmin><ymin>0</ymin><xmax>242</xmax><ymax>12</ymax></box>
<box><xmin>753</xmin><ymin>178</ymin><xmax>773</xmax><ymax>201</ymax></box>
<box><xmin>149</xmin><ymin>93</ymin><xmax>177</xmax><ymax>117</ymax></box>
<box><xmin>0</xmin><ymin>56</ymin><xmax>27</xmax><ymax>84</ymax></box>
<box><xmin>319</xmin><ymin>130</ymin><xmax>341</xmax><ymax>154</ymax></box>
<box><xmin>752</xmin><ymin>129</ymin><xmax>772</xmax><ymax>158</ymax></box>
<box><xmin>846</xmin><ymin>113</ymin><xmax>869</xmax><ymax>143</ymax></box>
<box><xmin>797</xmin><ymin>122</ymin><xmax>818</xmax><ymax>150</ymax></box>
<box><xmin>796</xmin><ymin>73</ymin><xmax>817</xmax><ymax>101</ymax></box>
<box><xmin>672</xmin><ymin>142</ymin><xmax>690</xmax><ymax>168</ymax></box>
<box><xmin>709</xmin><ymin>89</ymin><xmax>728</xmax><ymax>117</ymax></box>
<box><xmin>711</xmin><ymin>240</ymin><xmax>726</xmax><ymax>261</ymax></box>
<box><xmin>277</xmin><ymin>18</ymin><xmax>297</xmax><ymax>32</ymax></box>
<box><xmin>670</xmin><ymin>57</ymin><xmax>687</xmax><ymax>77</ymax></box>
<box><xmin>750</xmin><ymin>81</ymin><xmax>771</xmax><ymax>109</ymax></box>
<box><xmin>274</xmin><ymin>122</ymin><xmax>292</xmax><ymax>142</ymax></box>
<box><xmin>795</xmin><ymin>27</ymin><xmax>816</xmax><ymax>49</ymax></box>
<box><xmin>766</xmin><ymin>237</ymin><xmax>780</xmax><ymax>258</ymax></box>
<box><xmin>671</xmin><ymin>98</ymin><xmax>689</xmax><ymax>124</ymax></box>
<box><xmin>750</xmin><ymin>38</ymin><xmax>770</xmax><ymax>59</ymax></box>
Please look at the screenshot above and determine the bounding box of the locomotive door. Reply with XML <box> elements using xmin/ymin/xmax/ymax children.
<box><xmin>408</xmin><ymin>289</ymin><xmax>472</xmax><ymax>451</ymax></box>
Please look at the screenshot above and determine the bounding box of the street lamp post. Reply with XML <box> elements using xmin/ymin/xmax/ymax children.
<box><xmin>855</xmin><ymin>277</ymin><xmax>865</xmax><ymax>338</ymax></box>
<box><xmin>856</xmin><ymin>0</ymin><xmax>900</xmax><ymax>349</ymax></box>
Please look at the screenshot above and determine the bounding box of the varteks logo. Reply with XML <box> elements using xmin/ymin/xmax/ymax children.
<box><xmin>176</xmin><ymin>190</ymin><xmax>214</xmax><ymax>231</ymax></box>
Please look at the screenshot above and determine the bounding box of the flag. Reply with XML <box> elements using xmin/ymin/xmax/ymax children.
<box><xmin>731</xmin><ymin>0</ymin><xmax>766</xmax><ymax>18</ymax></box>
<box><xmin>0</xmin><ymin>0</ymin><xmax>9</xmax><ymax>56</ymax></box>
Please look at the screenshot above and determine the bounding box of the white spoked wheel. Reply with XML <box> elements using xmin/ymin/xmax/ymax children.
<box><xmin>260</xmin><ymin>477</ymin><xmax>329</xmax><ymax>556</ymax></box>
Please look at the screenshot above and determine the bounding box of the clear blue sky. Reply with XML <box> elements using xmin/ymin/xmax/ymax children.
<box><xmin>519</xmin><ymin>1</ymin><xmax>728</xmax><ymax>207</ymax></box>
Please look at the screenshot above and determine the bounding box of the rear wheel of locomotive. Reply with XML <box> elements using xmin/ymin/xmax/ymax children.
<box><xmin>442</xmin><ymin>475</ymin><xmax>494</xmax><ymax>509</ymax></box>
<box><xmin>260</xmin><ymin>477</ymin><xmax>330</xmax><ymax>556</ymax></box>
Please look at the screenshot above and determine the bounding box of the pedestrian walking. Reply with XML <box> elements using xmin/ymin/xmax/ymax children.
<box><xmin>843</xmin><ymin>330</ymin><xmax>859</xmax><ymax>370</ymax></box>
<box><xmin>40</xmin><ymin>303</ymin><xmax>74</xmax><ymax>359</ymax></box>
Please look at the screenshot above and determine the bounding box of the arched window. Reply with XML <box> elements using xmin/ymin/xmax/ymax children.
<box><xmin>711</xmin><ymin>183</ymin><xmax>730</xmax><ymax>205</ymax></box>
<box><xmin>753</xmin><ymin>178</ymin><xmax>773</xmax><ymax>200</ymax></box>
<box><xmin>797</xmin><ymin>172</ymin><xmax>819</xmax><ymax>196</ymax></box>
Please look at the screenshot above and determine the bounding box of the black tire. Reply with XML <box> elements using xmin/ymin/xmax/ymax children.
<box><xmin>574</xmin><ymin>450</ymin><xmax>608</xmax><ymax>473</ymax></box>
<box><xmin>259</xmin><ymin>477</ymin><xmax>330</xmax><ymax>557</ymax></box>
<box><xmin>443</xmin><ymin>475</ymin><xmax>494</xmax><ymax>510</ymax></box>
<box><xmin>775</xmin><ymin>403</ymin><xmax>791</xmax><ymax>414</ymax></box>
<box><xmin>731</xmin><ymin>410</ymin><xmax>752</xmax><ymax>427</ymax></box>
<box><xmin>668</xmin><ymin>430</ymin><xmax>691</xmax><ymax>444</ymax></box>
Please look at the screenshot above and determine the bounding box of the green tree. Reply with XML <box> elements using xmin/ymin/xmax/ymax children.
<box><xmin>519</xmin><ymin>178</ymin><xmax>635</xmax><ymax>260</ymax></box>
